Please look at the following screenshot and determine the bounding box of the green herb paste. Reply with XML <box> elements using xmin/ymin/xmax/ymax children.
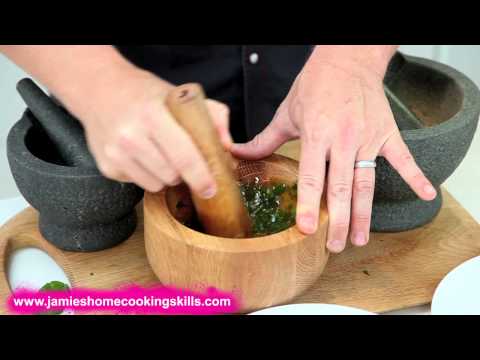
<box><xmin>240</xmin><ymin>177</ymin><xmax>297</xmax><ymax>236</ymax></box>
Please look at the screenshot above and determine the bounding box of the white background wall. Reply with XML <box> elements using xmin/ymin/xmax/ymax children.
<box><xmin>1</xmin><ymin>46</ymin><xmax>480</xmax><ymax>220</ymax></box>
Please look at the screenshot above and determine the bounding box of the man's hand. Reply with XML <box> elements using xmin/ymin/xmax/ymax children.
<box><xmin>1</xmin><ymin>45</ymin><xmax>232</xmax><ymax>197</ymax></box>
<box><xmin>81</xmin><ymin>69</ymin><xmax>232</xmax><ymax>196</ymax></box>
<box><xmin>232</xmin><ymin>45</ymin><xmax>437</xmax><ymax>253</ymax></box>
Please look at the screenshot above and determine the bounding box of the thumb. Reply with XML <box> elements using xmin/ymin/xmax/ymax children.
<box><xmin>231</xmin><ymin>110</ymin><xmax>293</xmax><ymax>160</ymax></box>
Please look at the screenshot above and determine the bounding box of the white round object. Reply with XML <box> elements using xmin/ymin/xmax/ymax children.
<box><xmin>249</xmin><ymin>53</ymin><xmax>259</xmax><ymax>64</ymax></box>
<box><xmin>250</xmin><ymin>303</ymin><xmax>376</xmax><ymax>315</ymax></box>
<box><xmin>8</xmin><ymin>247</ymin><xmax>71</xmax><ymax>291</ymax></box>
<box><xmin>432</xmin><ymin>255</ymin><xmax>480</xmax><ymax>315</ymax></box>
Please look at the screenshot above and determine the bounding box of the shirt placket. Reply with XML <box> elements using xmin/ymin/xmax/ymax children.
<box><xmin>241</xmin><ymin>45</ymin><xmax>262</xmax><ymax>140</ymax></box>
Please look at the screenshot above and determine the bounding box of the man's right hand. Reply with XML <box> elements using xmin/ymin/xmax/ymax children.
<box><xmin>81</xmin><ymin>69</ymin><xmax>232</xmax><ymax>196</ymax></box>
<box><xmin>0</xmin><ymin>45</ymin><xmax>231</xmax><ymax>196</ymax></box>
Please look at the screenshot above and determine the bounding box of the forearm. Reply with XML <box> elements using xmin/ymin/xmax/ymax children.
<box><xmin>0</xmin><ymin>45</ymin><xmax>169</xmax><ymax>121</ymax></box>
<box><xmin>309</xmin><ymin>45</ymin><xmax>399</xmax><ymax>79</ymax></box>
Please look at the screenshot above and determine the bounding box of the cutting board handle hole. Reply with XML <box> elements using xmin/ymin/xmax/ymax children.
<box><xmin>6</xmin><ymin>247</ymin><xmax>71</xmax><ymax>292</ymax></box>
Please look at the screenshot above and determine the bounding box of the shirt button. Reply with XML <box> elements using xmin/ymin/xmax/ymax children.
<box><xmin>249</xmin><ymin>52</ymin><xmax>259</xmax><ymax>64</ymax></box>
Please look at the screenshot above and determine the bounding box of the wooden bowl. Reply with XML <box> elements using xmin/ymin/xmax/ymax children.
<box><xmin>144</xmin><ymin>154</ymin><xmax>329</xmax><ymax>313</ymax></box>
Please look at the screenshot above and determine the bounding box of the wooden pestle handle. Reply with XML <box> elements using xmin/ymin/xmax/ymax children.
<box><xmin>165</xmin><ymin>83</ymin><xmax>251</xmax><ymax>238</ymax></box>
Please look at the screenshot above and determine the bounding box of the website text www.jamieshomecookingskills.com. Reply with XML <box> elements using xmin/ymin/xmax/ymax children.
<box><xmin>6</xmin><ymin>285</ymin><xmax>239</xmax><ymax>315</ymax></box>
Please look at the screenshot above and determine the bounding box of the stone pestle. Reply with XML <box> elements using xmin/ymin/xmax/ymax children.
<box><xmin>16</xmin><ymin>78</ymin><xmax>97</xmax><ymax>168</ymax></box>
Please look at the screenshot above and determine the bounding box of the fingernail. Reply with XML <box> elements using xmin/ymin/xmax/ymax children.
<box><xmin>231</xmin><ymin>143</ymin><xmax>248</xmax><ymax>153</ymax></box>
<box><xmin>171</xmin><ymin>178</ymin><xmax>182</xmax><ymax>186</ymax></box>
<box><xmin>424</xmin><ymin>184</ymin><xmax>437</xmax><ymax>198</ymax></box>
<box><xmin>200</xmin><ymin>185</ymin><xmax>217</xmax><ymax>199</ymax></box>
<box><xmin>353</xmin><ymin>232</ymin><xmax>367</xmax><ymax>246</ymax></box>
<box><xmin>299</xmin><ymin>214</ymin><xmax>317</xmax><ymax>234</ymax></box>
<box><xmin>327</xmin><ymin>240</ymin><xmax>344</xmax><ymax>253</ymax></box>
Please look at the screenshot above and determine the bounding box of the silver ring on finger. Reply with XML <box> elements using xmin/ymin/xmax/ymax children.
<box><xmin>354</xmin><ymin>160</ymin><xmax>377</xmax><ymax>169</ymax></box>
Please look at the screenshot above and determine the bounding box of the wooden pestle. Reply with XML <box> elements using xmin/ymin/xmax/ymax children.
<box><xmin>165</xmin><ymin>83</ymin><xmax>252</xmax><ymax>238</ymax></box>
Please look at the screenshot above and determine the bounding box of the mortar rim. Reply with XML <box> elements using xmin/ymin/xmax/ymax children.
<box><xmin>7</xmin><ymin>111</ymin><xmax>105</xmax><ymax>179</ymax></box>
<box><xmin>397</xmin><ymin>54</ymin><xmax>480</xmax><ymax>141</ymax></box>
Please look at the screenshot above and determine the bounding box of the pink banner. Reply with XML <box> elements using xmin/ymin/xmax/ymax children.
<box><xmin>7</xmin><ymin>284</ymin><xmax>240</xmax><ymax>315</ymax></box>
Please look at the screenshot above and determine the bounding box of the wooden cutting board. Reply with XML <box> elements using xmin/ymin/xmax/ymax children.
<box><xmin>1</xmin><ymin>141</ymin><xmax>479</xmax><ymax>314</ymax></box>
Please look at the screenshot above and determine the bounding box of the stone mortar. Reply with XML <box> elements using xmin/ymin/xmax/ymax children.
<box><xmin>373</xmin><ymin>52</ymin><xmax>480</xmax><ymax>231</ymax></box>
<box><xmin>7</xmin><ymin>109</ymin><xmax>144</xmax><ymax>252</ymax></box>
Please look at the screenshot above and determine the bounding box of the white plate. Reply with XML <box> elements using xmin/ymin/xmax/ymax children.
<box><xmin>432</xmin><ymin>255</ymin><xmax>480</xmax><ymax>315</ymax></box>
<box><xmin>250</xmin><ymin>303</ymin><xmax>376</xmax><ymax>315</ymax></box>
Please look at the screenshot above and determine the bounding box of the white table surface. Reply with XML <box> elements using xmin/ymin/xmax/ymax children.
<box><xmin>0</xmin><ymin>196</ymin><xmax>434</xmax><ymax>315</ymax></box>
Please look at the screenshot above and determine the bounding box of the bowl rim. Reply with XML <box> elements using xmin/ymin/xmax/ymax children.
<box><xmin>144</xmin><ymin>153</ymin><xmax>329</xmax><ymax>254</ymax></box>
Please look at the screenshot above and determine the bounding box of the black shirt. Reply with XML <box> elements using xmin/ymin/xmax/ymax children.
<box><xmin>116</xmin><ymin>45</ymin><xmax>313</xmax><ymax>143</ymax></box>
